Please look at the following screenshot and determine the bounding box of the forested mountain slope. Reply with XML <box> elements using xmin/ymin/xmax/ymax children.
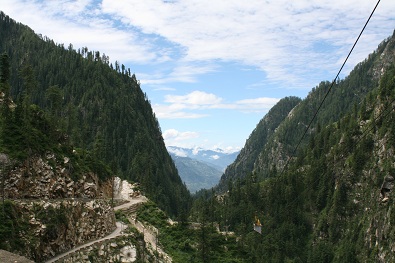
<box><xmin>218</xmin><ymin>30</ymin><xmax>395</xmax><ymax>191</ymax></box>
<box><xmin>252</xmin><ymin>34</ymin><xmax>395</xmax><ymax>180</ymax></box>
<box><xmin>0</xmin><ymin>11</ymin><xmax>190</xmax><ymax>217</ymax></box>
<box><xmin>217</xmin><ymin>96</ymin><xmax>301</xmax><ymax>190</ymax></box>
<box><xmin>190</xmin><ymin>31</ymin><xmax>395</xmax><ymax>262</ymax></box>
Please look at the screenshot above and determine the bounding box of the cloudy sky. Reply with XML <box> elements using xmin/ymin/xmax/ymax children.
<box><xmin>2</xmin><ymin>0</ymin><xmax>394</xmax><ymax>152</ymax></box>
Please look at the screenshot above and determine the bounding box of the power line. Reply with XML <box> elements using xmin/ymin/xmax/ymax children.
<box><xmin>279</xmin><ymin>0</ymin><xmax>382</xmax><ymax>177</ymax></box>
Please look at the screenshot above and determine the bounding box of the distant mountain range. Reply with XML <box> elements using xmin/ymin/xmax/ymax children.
<box><xmin>167</xmin><ymin>146</ymin><xmax>239</xmax><ymax>193</ymax></box>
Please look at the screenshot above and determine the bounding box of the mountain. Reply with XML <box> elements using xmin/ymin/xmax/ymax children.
<box><xmin>169</xmin><ymin>153</ymin><xmax>222</xmax><ymax>193</ymax></box>
<box><xmin>190</xmin><ymin>30</ymin><xmax>395</xmax><ymax>262</ymax></box>
<box><xmin>218</xmin><ymin>31</ymin><xmax>395</xmax><ymax>191</ymax></box>
<box><xmin>167</xmin><ymin>146</ymin><xmax>239</xmax><ymax>171</ymax></box>
<box><xmin>168</xmin><ymin>146</ymin><xmax>239</xmax><ymax>193</ymax></box>
<box><xmin>0</xmin><ymin>11</ymin><xmax>190</xmax><ymax>217</ymax></box>
<box><xmin>217</xmin><ymin>96</ymin><xmax>301</xmax><ymax>190</ymax></box>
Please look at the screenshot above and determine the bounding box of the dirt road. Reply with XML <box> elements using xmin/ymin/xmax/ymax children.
<box><xmin>44</xmin><ymin>193</ymin><xmax>171</xmax><ymax>263</ymax></box>
<box><xmin>44</xmin><ymin>196</ymin><xmax>145</xmax><ymax>263</ymax></box>
<box><xmin>44</xmin><ymin>221</ymin><xmax>126</xmax><ymax>263</ymax></box>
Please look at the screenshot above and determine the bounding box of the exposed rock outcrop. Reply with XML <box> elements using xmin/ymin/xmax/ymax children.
<box><xmin>8</xmin><ymin>199</ymin><xmax>116</xmax><ymax>262</ymax></box>
<box><xmin>0</xmin><ymin>152</ymin><xmax>117</xmax><ymax>262</ymax></box>
<box><xmin>380</xmin><ymin>175</ymin><xmax>394</xmax><ymax>202</ymax></box>
<box><xmin>0</xmin><ymin>249</ymin><xmax>34</xmax><ymax>263</ymax></box>
<box><xmin>2</xmin><ymin>154</ymin><xmax>105</xmax><ymax>199</ymax></box>
<box><xmin>59</xmin><ymin>236</ymin><xmax>142</xmax><ymax>263</ymax></box>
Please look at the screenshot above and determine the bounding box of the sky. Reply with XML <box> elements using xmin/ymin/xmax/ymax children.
<box><xmin>1</xmin><ymin>0</ymin><xmax>395</xmax><ymax>153</ymax></box>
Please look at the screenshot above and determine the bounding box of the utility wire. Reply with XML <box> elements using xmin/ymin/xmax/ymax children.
<box><xmin>279</xmin><ymin>0</ymin><xmax>382</xmax><ymax>177</ymax></box>
<box><xmin>253</xmin><ymin>0</ymin><xmax>390</xmax><ymax>230</ymax></box>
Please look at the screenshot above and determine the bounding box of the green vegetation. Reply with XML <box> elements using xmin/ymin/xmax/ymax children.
<box><xmin>218</xmin><ymin>96</ymin><xmax>302</xmax><ymax>190</ymax></box>
<box><xmin>115</xmin><ymin>209</ymin><xmax>130</xmax><ymax>225</ymax></box>
<box><xmin>0</xmin><ymin>11</ymin><xmax>190</xmax><ymax>217</ymax></box>
<box><xmin>191</xmin><ymin>33</ymin><xmax>395</xmax><ymax>262</ymax></box>
<box><xmin>137</xmin><ymin>201</ymin><xmax>249</xmax><ymax>263</ymax></box>
<box><xmin>0</xmin><ymin>201</ymin><xmax>30</xmax><ymax>251</ymax></box>
<box><xmin>1</xmin><ymin>9</ymin><xmax>395</xmax><ymax>263</ymax></box>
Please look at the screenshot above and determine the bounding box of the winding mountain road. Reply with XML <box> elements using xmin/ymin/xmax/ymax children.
<box><xmin>44</xmin><ymin>195</ymin><xmax>147</xmax><ymax>263</ymax></box>
<box><xmin>45</xmin><ymin>221</ymin><xmax>127</xmax><ymax>263</ymax></box>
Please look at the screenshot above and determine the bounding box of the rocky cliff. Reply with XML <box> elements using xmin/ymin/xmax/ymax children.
<box><xmin>9</xmin><ymin>199</ymin><xmax>115</xmax><ymax>262</ymax></box>
<box><xmin>0</xmin><ymin>152</ymin><xmax>116</xmax><ymax>262</ymax></box>
<box><xmin>3</xmin><ymin>154</ymin><xmax>108</xmax><ymax>199</ymax></box>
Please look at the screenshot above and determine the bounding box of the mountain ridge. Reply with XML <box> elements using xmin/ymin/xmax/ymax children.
<box><xmin>167</xmin><ymin>145</ymin><xmax>239</xmax><ymax>172</ymax></box>
<box><xmin>191</xmin><ymin>30</ymin><xmax>395</xmax><ymax>262</ymax></box>
<box><xmin>0</xmin><ymin>11</ymin><xmax>190</xmax><ymax>217</ymax></box>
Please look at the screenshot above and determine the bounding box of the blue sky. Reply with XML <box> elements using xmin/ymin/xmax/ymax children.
<box><xmin>2</xmin><ymin>0</ymin><xmax>395</xmax><ymax>152</ymax></box>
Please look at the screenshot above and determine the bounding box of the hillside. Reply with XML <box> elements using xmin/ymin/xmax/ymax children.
<box><xmin>189</xmin><ymin>30</ymin><xmax>395</xmax><ymax>262</ymax></box>
<box><xmin>2</xmin><ymin>9</ymin><xmax>395</xmax><ymax>263</ymax></box>
<box><xmin>218</xmin><ymin>30</ymin><xmax>395</xmax><ymax>191</ymax></box>
<box><xmin>0</xmin><ymin>11</ymin><xmax>190</xmax><ymax>217</ymax></box>
<box><xmin>217</xmin><ymin>96</ymin><xmax>301</xmax><ymax>190</ymax></box>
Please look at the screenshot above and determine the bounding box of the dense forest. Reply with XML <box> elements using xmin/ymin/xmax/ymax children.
<box><xmin>190</xmin><ymin>31</ymin><xmax>395</xmax><ymax>262</ymax></box>
<box><xmin>218</xmin><ymin>34</ymin><xmax>393</xmax><ymax>191</ymax></box>
<box><xmin>1</xmin><ymin>9</ymin><xmax>395</xmax><ymax>263</ymax></box>
<box><xmin>0</xmin><ymin>11</ymin><xmax>190</xmax><ymax>217</ymax></box>
<box><xmin>217</xmin><ymin>96</ymin><xmax>301</xmax><ymax>191</ymax></box>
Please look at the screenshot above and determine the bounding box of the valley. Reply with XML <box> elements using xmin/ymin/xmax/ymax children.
<box><xmin>168</xmin><ymin>146</ymin><xmax>239</xmax><ymax>193</ymax></box>
<box><xmin>1</xmin><ymin>8</ymin><xmax>395</xmax><ymax>263</ymax></box>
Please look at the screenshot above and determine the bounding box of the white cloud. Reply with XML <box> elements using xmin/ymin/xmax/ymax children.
<box><xmin>139</xmin><ymin>63</ymin><xmax>217</xmax><ymax>85</ymax></box>
<box><xmin>152</xmin><ymin>104</ymin><xmax>208</xmax><ymax>119</ymax></box>
<box><xmin>192</xmin><ymin>146</ymin><xmax>201</xmax><ymax>155</ymax></box>
<box><xmin>165</xmin><ymin>91</ymin><xmax>223</xmax><ymax>105</ymax></box>
<box><xmin>163</xmin><ymin>129</ymin><xmax>201</xmax><ymax>149</ymax></box>
<box><xmin>236</xmin><ymin>97</ymin><xmax>281</xmax><ymax>112</ymax></box>
<box><xmin>2</xmin><ymin>0</ymin><xmax>394</xmax><ymax>89</ymax></box>
<box><xmin>100</xmin><ymin>0</ymin><xmax>395</xmax><ymax>88</ymax></box>
<box><xmin>210</xmin><ymin>155</ymin><xmax>220</xmax><ymax>160</ymax></box>
<box><xmin>167</xmin><ymin>147</ymin><xmax>188</xmax><ymax>157</ymax></box>
<box><xmin>154</xmin><ymin>90</ymin><xmax>280</xmax><ymax>119</ymax></box>
<box><xmin>222</xmin><ymin>146</ymin><xmax>241</xmax><ymax>154</ymax></box>
<box><xmin>163</xmin><ymin>129</ymin><xmax>199</xmax><ymax>141</ymax></box>
<box><xmin>1</xmin><ymin>0</ymin><xmax>163</xmax><ymax>64</ymax></box>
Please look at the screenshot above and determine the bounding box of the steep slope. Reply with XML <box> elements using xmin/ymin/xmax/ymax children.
<box><xmin>302</xmin><ymin>65</ymin><xmax>395</xmax><ymax>262</ymax></box>
<box><xmin>217</xmin><ymin>96</ymin><xmax>301</xmax><ymax>190</ymax></box>
<box><xmin>191</xmin><ymin>31</ymin><xmax>395</xmax><ymax>262</ymax></box>
<box><xmin>0</xmin><ymin>11</ymin><xmax>190</xmax><ymax>217</ymax></box>
<box><xmin>0</xmin><ymin>92</ymin><xmax>117</xmax><ymax>260</ymax></box>
<box><xmin>253</xmin><ymin>34</ymin><xmax>395</xmax><ymax>180</ymax></box>
<box><xmin>218</xmin><ymin>31</ymin><xmax>395</xmax><ymax>190</ymax></box>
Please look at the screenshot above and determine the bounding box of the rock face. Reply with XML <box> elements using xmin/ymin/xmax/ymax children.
<box><xmin>0</xmin><ymin>152</ymin><xmax>117</xmax><ymax>262</ymax></box>
<box><xmin>2</xmin><ymin>154</ymin><xmax>106</xmax><ymax>199</ymax></box>
<box><xmin>0</xmin><ymin>249</ymin><xmax>34</xmax><ymax>263</ymax></box>
<box><xmin>380</xmin><ymin>175</ymin><xmax>394</xmax><ymax>201</ymax></box>
<box><xmin>60</xmin><ymin>236</ymin><xmax>142</xmax><ymax>263</ymax></box>
<box><xmin>11</xmin><ymin>199</ymin><xmax>116</xmax><ymax>262</ymax></box>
